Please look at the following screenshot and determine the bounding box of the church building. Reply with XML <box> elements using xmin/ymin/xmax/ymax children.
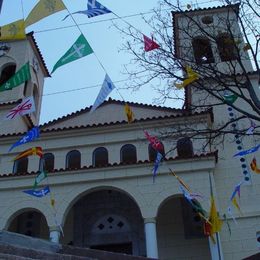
<box><xmin>0</xmin><ymin>3</ymin><xmax>259</xmax><ymax>260</ymax></box>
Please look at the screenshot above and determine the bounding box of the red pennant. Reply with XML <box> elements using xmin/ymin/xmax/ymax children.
<box><xmin>143</xmin><ymin>34</ymin><xmax>160</xmax><ymax>52</ymax></box>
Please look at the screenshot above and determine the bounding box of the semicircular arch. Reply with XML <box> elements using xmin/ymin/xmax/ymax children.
<box><xmin>1</xmin><ymin>199</ymin><xmax>53</xmax><ymax>230</ymax></box>
<box><xmin>57</xmin><ymin>183</ymin><xmax>149</xmax><ymax>226</ymax></box>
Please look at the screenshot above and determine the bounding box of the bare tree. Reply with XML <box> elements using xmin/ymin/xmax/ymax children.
<box><xmin>114</xmin><ymin>0</ymin><xmax>260</xmax><ymax>149</ymax></box>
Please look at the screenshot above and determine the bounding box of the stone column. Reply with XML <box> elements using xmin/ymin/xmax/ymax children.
<box><xmin>49</xmin><ymin>226</ymin><xmax>61</xmax><ymax>243</ymax></box>
<box><xmin>144</xmin><ymin>218</ymin><xmax>158</xmax><ymax>259</ymax></box>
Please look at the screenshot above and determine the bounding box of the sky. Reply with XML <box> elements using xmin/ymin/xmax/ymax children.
<box><xmin>1</xmin><ymin>0</ymin><xmax>220</xmax><ymax>124</ymax></box>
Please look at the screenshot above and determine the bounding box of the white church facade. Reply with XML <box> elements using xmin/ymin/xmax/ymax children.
<box><xmin>0</xmin><ymin>4</ymin><xmax>259</xmax><ymax>260</ymax></box>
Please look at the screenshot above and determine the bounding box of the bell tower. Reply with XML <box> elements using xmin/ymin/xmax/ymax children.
<box><xmin>172</xmin><ymin>3</ymin><xmax>253</xmax><ymax>74</ymax></box>
<box><xmin>172</xmin><ymin>3</ymin><xmax>258</xmax><ymax>122</ymax></box>
<box><xmin>0</xmin><ymin>32</ymin><xmax>50</xmax><ymax>135</ymax></box>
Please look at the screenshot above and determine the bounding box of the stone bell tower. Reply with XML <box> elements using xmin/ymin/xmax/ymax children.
<box><xmin>172</xmin><ymin>3</ymin><xmax>258</xmax><ymax>122</ymax></box>
<box><xmin>0</xmin><ymin>32</ymin><xmax>50</xmax><ymax>135</ymax></box>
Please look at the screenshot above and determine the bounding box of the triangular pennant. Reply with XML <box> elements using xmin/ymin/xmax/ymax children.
<box><xmin>0</xmin><ymin>62</ymin><xmax>31</xmax><ymax>92</ymax></box>
<box><xmin>63</xmin><ymin>0</ymin><xmax>111</xmax><ymax>20</ymax></box>
<box><xmin>143</xmin><ymin>34</ymin><xmax>160</xmax><ymax>52</ymax></box>
<box><xmin>0</xmin><ymin>19</ymin><xmax>26</xmax><ymax>41</ymax></box>
<box><xmin>90</xmin><ymin>74</ymin><xmax>115</xmax><ymax>112</ymax></box>
<box><xmin>25</xmin><ymin>0</ymin><xmax>66</xmax><ymax>27</ymax></box>
<box><xmin>51</xmin><ymin>34</ymin><xmax>93</xmax><ymax>73</ymax></box>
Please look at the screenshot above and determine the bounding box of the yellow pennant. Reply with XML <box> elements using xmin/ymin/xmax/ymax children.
<box><xmin>232</xmin><ymin>197</ymin><xmax>242</xmax><ymax>215</ymax></box>
<box><xmin>124</xmin><ymin>103</ymin><xmax>134</xmax><ymax>123</ymax></box>
<box><xmin>175</xmin><ymin>66</ymin><xmax>199</xmax><ymax>89</ymax></box>
<box><xmin>0</xmin><ymin>19</ymin><xmax>26</xmax><ymax>41</ymax></box>
<box><xmin>209</xmin><ymin>196</ymin><xmax>223</xmax><ymax>235</ymax></box>
<box><xmin>25</xmin><ymin>0</ymin><xmax>66</xmax><ymax>27</ymax></box>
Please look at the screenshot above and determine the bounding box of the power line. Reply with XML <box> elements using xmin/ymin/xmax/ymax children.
<box><xmin>34</xmin><ymin>0</ymin><xmax>221</xmax><ymax>34</ymax></box>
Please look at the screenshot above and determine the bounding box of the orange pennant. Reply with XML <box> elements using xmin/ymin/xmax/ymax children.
<box><xmin>14</xmin><ymin>147</ymin><xmax>43</xmax><ymax>161</ymax></box>
<box><xmin>250</xmin><ymin>158</ymin><xmax>260</xmax><ymax>173</ymax></box>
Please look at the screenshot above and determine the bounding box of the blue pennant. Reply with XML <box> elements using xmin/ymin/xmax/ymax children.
<box><xmin>9</xmin><ymin>126</ymin><xmax>40</xmax><ymax>152</ymax></box>
<box><xmin>23</xmin><ymin>186</ymin><xmax>50</xmax><ymax>198</ymax></box>
<box><xmin>234</xmin><ymin>144</ymin><xmax>260</xmax><ymax>157</ymax></box>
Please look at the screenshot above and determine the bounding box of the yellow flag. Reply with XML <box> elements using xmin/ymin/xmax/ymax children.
<box><xmin>0</xmin><ymin>19</ymin><xmax>26</xmax><ymax>41</ymax></box>
<box><xmin>232</xmin><ymin>197</ymin><xmax>242</xmax><ymax>215</ymax></box>
<box><xmin>175</xmin><ymin>66</ymin><xmax>199</xmax><ymax>89</ymax></box>
<box><xmin>209</xmin><ymin>196</ymin><xmax>223</xmax><ymax>235</ymax></box>
<box><xmin>25</xmin><ymin>0</ymin><xmax>66</xmax><ymax>27</ymax></box>
<box><xmin>124</xmin><ymin>103</ymin><xmax>134</xmax><ymax>123</ymax></box>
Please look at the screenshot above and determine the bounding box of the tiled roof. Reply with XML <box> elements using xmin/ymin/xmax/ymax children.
<box><xmin>41</xmin><ymin>97</ymin><xmax>184</xmax><ymax>128</ymax></box>
<box><xmin>0</xmin><ymin>99</ymin><xmax>22</xmax><ymax>107</ymax></box>
<box><xmin>0</xmin><ymin>108</ymin><xmax>212</xmax><ymax>138</ymax></box>
<box><xmin>0</xmin><ymin>151</ymin><xmax>218</xmax><ymax>178</ymax></box>
<box><xmin>27</xmin><ymin>32</ymin><xmax>50</xmax><ymax>77</ymax></box>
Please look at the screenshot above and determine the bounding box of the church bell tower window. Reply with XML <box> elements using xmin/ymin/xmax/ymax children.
<box><xmin>0</xmin><ymin>64</ymin><xmax>16</xmax><ymax>85</ymax></box>
<box><xmin>192</xmin><ymin>37</ymin><xmax>215</xmax><ymax>64</ymax></box>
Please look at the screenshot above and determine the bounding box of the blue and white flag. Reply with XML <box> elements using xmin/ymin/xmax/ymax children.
<box><xmin>90</xmin><ymin>74</ymin><xmax>115</xmax><ymax>112</ymax></box>
<box><xmin>9</xmin><ymin>126</ymin><xmax>40</xmax><ymax>152</ymax></box>
<box><xmin>63</xmin><ymin>0</ymin><xmax>111</xmax><ymax>20</ymax></box>
<box><xmin>23</xmin><ymin>185</ymin><xmax>50</xmax><ymax>198</ymax></box>
<box><xmin>234</xmin><ymin>144</ymin><xmax>260</xmax><ymax>157</ymax></box>
<box><xmin>152</xmin><ymin>152</ymin><xmax>163</xmax><ymax>182</ymax></box>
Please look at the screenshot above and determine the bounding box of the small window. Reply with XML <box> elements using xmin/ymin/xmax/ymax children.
<box><xmin>177</xmin><ymin>137</ymin><xmax>194</xmax><ymax>158</ymax></box>
<box><xmin>216</xmin><ymin>33</ymin><xmax>239</xmax><ymax>61</ymax></box>
<box><xmin>192</xmin><ymin>37</ymin><xmax>215</xmax><ymax>64</ymax></box>
<box><xmin>66</xmin><ymin>150</ymin><xmax>81</xmax><ymax>169</ymax></box>
<box><xmin>39</xmin><ymin>153</ymin><xmax>54</xmax><ymax>172</ymax></box>
<box><xmin>13</xmin><ymin>157</ymin><xmax>28</xmax><ymax>174</ymax></box>
<box><xmin>33</xmin><ymin>84</ymin><xmax>39</xmax><ymax>109</ymax></box>
<box><xmin>93</xmin><ymin>147</ymin><xmax>108</xmax><ymax>167</ymax></box>
<box><xmin>148</xmin><ymin>142</ymin><xmax>165</xmax><ymax>161</ymax></box>
<box><xmin>0</xmin><ymin>64</ymin><xmax>16</xmax><ymax>85</ymax></box>
<box><xmin>201</xmin><ymin>16</ymin><xmax>213</xmax><ymax>25</ymax></box>
<box><xmin>120</xmin><ymin>144</ymin><xmax>137</xmax><ymax>164</ymax></box>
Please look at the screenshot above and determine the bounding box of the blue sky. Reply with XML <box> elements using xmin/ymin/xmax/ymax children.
<box><xmin>1</xmin><ymin>0</ymin><xmax>219</xmax><ymax>124</ymax></box>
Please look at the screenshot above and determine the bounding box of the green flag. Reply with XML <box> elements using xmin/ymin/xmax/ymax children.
<box><xmin>51</xmin><ymin>34</ymin><xmax>94</xmax><ymax>73</ymax></box>
<box><xmin>0</xmin><ymin>62</ymin><xmax>31</xmax><ymax>92</ymax></box>
<box><xmin>223</xmin><ymin>92</ymin><xmax>238</xmax><ymax>105</ymax></box>
<box><xmin>33</xmin><ymin>171</ymin><xmax>47</xmax><ymax>189</ymax></box>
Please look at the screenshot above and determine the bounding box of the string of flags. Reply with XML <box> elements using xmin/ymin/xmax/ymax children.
<box><xmin>0</xmin><ymin>0</ymin><xmax>259</xmax><ymax>241</ymax></box>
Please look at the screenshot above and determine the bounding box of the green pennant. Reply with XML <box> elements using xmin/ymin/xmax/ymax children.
<box><xmin>51</xmin><ymin>34</ymin><xmax>94</xmax><ymax>73</ymax></box>
<box><xmin>223</xmin><ymin>93</ymin><xmax>238</xmax><ymax>105</ymax></box>
<box><xmin>33</xmin><ymin>171</ymin><xmax>47</xmax><ymax>190</ymax></box>
<box><xmin>0</xmin><ymin>62</ymin><xmax>31</xmax><ymax>92</ymax></box>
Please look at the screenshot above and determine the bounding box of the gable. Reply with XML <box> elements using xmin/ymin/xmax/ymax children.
<box><xmin>41</xmin><ymin>100</ymin><xmax>183</xmax><ymax>131</ymax></box>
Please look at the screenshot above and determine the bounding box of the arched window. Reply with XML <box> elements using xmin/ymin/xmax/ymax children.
<box><xmin>192</xmin><ymin>37</ymin><xmax>214</xmax><ymax>64</ymax></box>
<box><xmin>177</xmin><ymin>137</ymin><xmax>194</xmax><ymax>158</ymax></box>
<box><xmin>120</xmin><ymin>144</ymin><xmax>137</xmax><ymax>164</ymax></box>
<box><xmin>39</xmin><ymin>153</ymin><xmax>54</xmax><ymax>172</ymax></box>
<box><xmin>148</xmin><ymin>142</ymin><xmax>165</xmax><ymax>161</ymax></box>
<box><xmin>13</xmin><ymin>157</ymin><xmax>28</xmax><ymax>174</ymax></box>
<box><xmin>93</xmin><ymin>147</ymin><xmax>108</xmax><ymax>167</ymax></box>
<box><xmin>0</xmin><ymin>64</ymin><xmax>16</xmax><ymax>85</ymax></box>
<box><xmin>66</xmin><ymin>150</ymin><xmax>81</xmax><ymax>169</ymax></box>
<box><xmin>216</xmin><ymin>33</ymin><xmax>238</xmax><ymax>61</ymax></box>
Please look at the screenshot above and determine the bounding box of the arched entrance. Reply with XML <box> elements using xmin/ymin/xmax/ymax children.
<box><xmin>62</xmin><ymin>188</ymin><xmax>146</xmax><ymax>256</ymax></box>
<box><xmin>157</xmin><ymin>195</ymin><xmax>211</xmax><ymax>260</ymax></box>
<box><xmin>7</xmin><ymin>209</ymin><xmax>49</xmax><ymax>240</ymax></box>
